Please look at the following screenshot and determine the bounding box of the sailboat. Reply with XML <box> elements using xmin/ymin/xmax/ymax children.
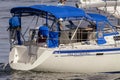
<box><xmin>8</xmin><ymin>4</ymin><xmax>120</xmax><ymax>73</ymax></box>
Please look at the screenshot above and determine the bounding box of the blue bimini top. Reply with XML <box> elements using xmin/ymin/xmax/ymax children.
<box><xmin>87</xmin><ymin>13</ymin><xmax>108</xmax><ymax>22</ymax></box>
<box><xmin>10</xmin><ymin>5</ymin><xmax>86</xmax><ymax>20</ymax></box>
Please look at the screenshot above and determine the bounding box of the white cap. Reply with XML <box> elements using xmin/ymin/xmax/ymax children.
<box><xmin>59</xmin><ymin>18</ymin><xmax>63</xmax><ymax>21</ymax></box>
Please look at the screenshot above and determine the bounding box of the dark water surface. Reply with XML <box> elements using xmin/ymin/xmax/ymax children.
<box><xmin>0</xmin><ymin>0</ymin><xmax>120</xmax><ymax>80</ymax></box>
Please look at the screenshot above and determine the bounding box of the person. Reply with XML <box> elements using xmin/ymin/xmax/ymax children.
<box><xmin>37</xmin><ymin>31</ymin><xmax>47</xmax><ymax>43</ymax></box>
<box><xmin>37</xmin><ymin>31</ymin><xmax>47</xmax><ymax>47</ymax></box>
<box><xmin>58</xmin><ymin>18</ymin><xmax>63</xmax><ymax>30</ymax></box>
<box><xmin>37</xmin><ymin>26</ymin><xmax>49</xmax><ymax>47</ymax></box>
<box><xmin>58</xmin><ymin>0</ymin><xmax>67</xmax><ymax>6</ymax></box>
<box><xmin>8</xmin><ymin>16</ymin><xmax>22</xmax><ymax>45</ymax></box>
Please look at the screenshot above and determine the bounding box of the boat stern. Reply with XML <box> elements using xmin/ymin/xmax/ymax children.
<box><xmin>9</xmin><ymin>46</ymin><xmax>30</xmax><ymax>68</ymax></box>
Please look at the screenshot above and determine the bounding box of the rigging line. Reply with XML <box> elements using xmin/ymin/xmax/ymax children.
<box><xmin>71</xmin><ymin>18</ymin><xmax>83</xmax><ymax>41</ymax></box>
<box><xmin>87</xmin><ymin>0</ymin><xmax>91</xmax><ymax>9</ymax></box>
<box><xmin>84</xmin><ymin>0</ymin><xmax>88</xmax><ymax>8</ymax></box>
<box><xmin>70</xmin><ymin>18</ymin><xmax>83</xmax><ymax>48</ymax></box>
<box><xmin>49</xmin><ymin>20</ymin><xmax>56</xmax><ymax>31</ymax></box>
<box><xmin>115</xmin><ymin>0</ymin><xmax>117</xmax><ymax>11</ymax></box>
<box><xmin>60</xmin><ymin>21</ymin><xmax>72</xmax><ymax>43</ymax></box>
<box><xmin>107</xmin><ymin>0</ymin><xmax>118</xmax><ymax>21</ymax></box>
<box><xmin>34</xmin><ymin>16</ymin><xmax>39</xmax><ymax>28</ymax></box>
<box><xmin>108</xmin><ymin>1</ymin><xmax>118</xmax><ymax>18</ymax></box>
<box><xmin>112</xmin><ymin>0</ymin><xmax>118</xmax><ymax>15</ymax></box>
<box><xmin>111</xmin><ymin>0</ymin><xmax>120</xmax><ymax>18</ymax></box>
<box><xmin>103</xmin><ymin>0</ymin><xmax>107</xmax><ymax>13</ymax></box>
<box><xmin>116</xmin><ymin>9</ymin><xmax>120</xmax><ymax>17</ymax></box>
<box><xmin>23</xmin><ymin>16</ymin><xmax>36</xmax><ymax>36</ymax></box>
<box><xmin>20</xmin><ymin>32</ymin><xmax>25</xmax><ymax>41</ymax></box>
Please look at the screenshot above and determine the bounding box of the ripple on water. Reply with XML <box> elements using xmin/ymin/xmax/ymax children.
<box><xmin>0</xmin><ymin>71</ymin><xmax>119</xmax><ymax>80</ymax></box>
<box><xmin>4</xmin><ymin>71</ymin><xmax>87</xmax><ymax>80</ymax></box>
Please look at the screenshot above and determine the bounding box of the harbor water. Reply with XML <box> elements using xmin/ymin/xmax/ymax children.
<box><xmin>1</xmin><ymin>0</ymin><xmax>120</xmax><ymax>80</ymax></box>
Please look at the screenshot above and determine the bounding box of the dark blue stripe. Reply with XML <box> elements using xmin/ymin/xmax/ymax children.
<box><xmin>53</xmin><ymin>48</ymin><xmax>120</xmax><ymax>54</ymax></box>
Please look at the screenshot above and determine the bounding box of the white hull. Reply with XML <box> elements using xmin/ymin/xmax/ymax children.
<box><xmin>9</xmin><ymin>45</ymin><xmax>120</xmax><ymax>73</ymax></box>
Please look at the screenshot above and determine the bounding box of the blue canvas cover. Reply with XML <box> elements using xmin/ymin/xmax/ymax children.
<box><xmin>96</xmin><ymin>32</ymin><xmax>107</xmax><ymax>45</ymax></box>
<box><xmin>31</xmin><ymin>5</ymin><xmax>86</xmax><ymax>19</ymax></box>
<box><xmin>39</xmin><ymin>26</ymin><xmax>59</xmax><ymax>48</ymax></box>
<box><xmin>47</xmin><ymin>31</ymin><xmax>59</xmax><ymax>48</ymax></box>
<box><xmin>10</xmin><ymin>5</ymin><xmax>86</xmax><ymax>20</ymax></box>
<box><xmin>39</xmin><ymin>26</ymin><xmax>49</xmax><ymax>37</ymax></box>
<box><xmin>9</xmin><ymin>16</ymin><xmax>22</xmax><ymax>45</ymax></box>
<box><xmin>87</xmin><ymin>13</ymin><xmax>108</xmax><ymax>22</ymax></box>
<box><xmin>87</xmin><ymin>13</ymin><xmax>109</xmax><ymax>45</ymax></box>
<box><xmin>9</xmin><ymin>16</ymin><xmax>20</xmax><ymax>28</ymax></box>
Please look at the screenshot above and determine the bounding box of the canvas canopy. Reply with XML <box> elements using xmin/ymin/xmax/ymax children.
<box><xmin>10</xmin><ymin>4</ymin><xmax>116</xmax><ymax>46</ymax></box>
<box><xmin>87</xmin><ymin>13</ymin><xmax>108</xmax><ymax>22</ymax></box>
<box><xmin>10</xmin><ymin>4</ymin><xmax>111</xmax><ymax>23</ymax></box>
<box><xmin>10</xmin><ymin>5</ymin><xmax>86</xmax><ymax>20</ymax></box>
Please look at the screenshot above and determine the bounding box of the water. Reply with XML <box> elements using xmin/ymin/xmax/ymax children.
<box><xmin>1</xmin><ymin>0</ymin><xmax>120</xmax><ymax>80</ymax></box>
